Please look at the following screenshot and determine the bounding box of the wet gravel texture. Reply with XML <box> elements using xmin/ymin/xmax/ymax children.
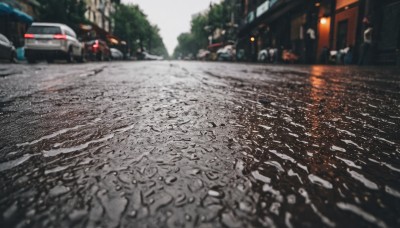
<box><xmin>0</xmin><ymin>62</ymin><xmax>399</xmax><ymax>228</ymax></box>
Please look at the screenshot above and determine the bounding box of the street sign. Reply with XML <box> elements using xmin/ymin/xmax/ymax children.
<box><xmin>256</xmin><ymin>1</ymin><xmax>270</xmax><ymax>18</ymax></box>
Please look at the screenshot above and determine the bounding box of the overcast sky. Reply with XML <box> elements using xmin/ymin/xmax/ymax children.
<box><xmin>122</xmin><ymin>0</ymin><xmax>221</xmax><ymax>55</ymax></box>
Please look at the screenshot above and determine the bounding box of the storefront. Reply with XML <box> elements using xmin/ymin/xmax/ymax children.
<box><xmin>237</xmin><ymin>0</ymin><xmax>302</xmax><ymax>62</ymax></box>
<box><xmin>333</xmin><ymin>0</ymin><xmax>360</xmax><ymax>51</ymax></box>
<box><xmin>371</xmin><ymin>0</ymin><xmax>400</xmax><ymax>65</ymax></box>
<box><xmin>0</xmin><ymin>1</ymin><xmax>34</xmax><ymax>48</ymax></box>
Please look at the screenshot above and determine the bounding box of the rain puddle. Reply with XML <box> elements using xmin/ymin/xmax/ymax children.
<box><xmin>308</xmin><ymin>174</ymin><xmax>333</xmax><ymax>189</ymax></box>
<box><xmin>369</xmin><ymin>158</ymin><xmax>400</xmax><ymax>173</ymax></box>
<box><xmin>42</xmin><ymin>133</ymin><xmax>114</xmax><ymax>157</ymax></box>
<box><xmin>0</xmin><ymin>154</ymin><xmax>37</xmax><ymax>172</ymax></box>
<box><xmin>17</xmin><ymin>124</ymin><xmax>86</xmax><ymax>147</ymax></box>
<box><xmin>17</xmin><ymin>118</ymin><xmax>101</xmax><ymax>147</ymax></box>
<box><xmin>251</xmin><ymin>170</ymin><xmax>271</xmax><ymax>183</ymax></box>
<box><xmin>330</xmin><ymin>145</ymin><xmax>346</xmax><ymax>152</ymax></box>
<box><xmin>336</xmin><ymin>202</ymin><xmax>387</xmax><ymax>228</ymax></box>
<box><xmin>347</xmin><ymin>169</ymin><xmax>379</xmax><ymax>190</ymax></box>
<box><xmin>335</xmin><ymin>156</ymin><xmax>362</xmax><ymax>169</ymax></box>
<box><xmin>266</xmin><ymin>149</ymin><xmax>296</xmax><ymax>163</ymax></box>
<box><xmin>341</xmin><ymin>140</ymin><xmax>364</xmax><ymax>150</ymax></box>
<box><xmin>44</xmin><ymin>165</ymin><xmax>71</xmax><ymax>175</ymax></box>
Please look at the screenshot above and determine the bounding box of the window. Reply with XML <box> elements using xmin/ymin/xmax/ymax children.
<box><xmin>65</xmin><ymin>29</ymin><xmax>76</xmax><ymax>38</ymax></box>
<box><xmin>336</xmin><ymin>20</ymin><xmax>348</xmax><ymax>49</ymax></box>
<box><xmin>27</xmin><ymin>26</ymin><xmax>62</xmax><ymax>35</ymax></box>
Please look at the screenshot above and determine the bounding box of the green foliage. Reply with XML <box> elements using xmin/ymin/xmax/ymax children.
<box><xmin>36</xmin><ymin>0</ymin><xmax>88</xmax><ymax>31</ymax></box>
<box><xmin>112</xmin><ymin>4</ymin><xmax>168</xmax><ymax>57</ymax></box>
<box><xmin>173</xmin><ymin>33</ymin><xmax>196</xmax><ymax>58</ymax></box>
<box><xmin>173</xmin><ymin>1</ymin><xmax>233</xmax><ymax>58</ymax></box>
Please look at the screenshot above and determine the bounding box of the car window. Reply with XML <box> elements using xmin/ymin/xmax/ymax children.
<box><xmin>27</xmin><ymin>26</ymin><xmax>62</xmax><ymax>35</ymax></box>
<box><xmin>65</xmin><ymin>29</ymin><xmax>73</xmax><ymax>38</ymax></box>
<box><xmin>0</xmin><ymin>34</ymin><xmax>8</xmax><ymax>43</ymax></box>
<box><xmin>86</xmin><ymin>40</ymin><xmax>97</xmax><ymax>45</ymax></box>
<box><xmin>65</xmin><ymin>29</ymin><xmax>76</xmax><ymax>38</ymax></box>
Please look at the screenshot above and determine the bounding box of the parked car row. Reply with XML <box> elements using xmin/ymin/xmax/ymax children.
<box><xmin>138</xmin><ymin>51</ymin><xmax>163</xmax><ymax>61</ymax></box>
<box><xmin>0</xmin><ymin>22</ymin><xmax>126</xmax><ymax>64</ymax></box>
<box><xmin>0</xmin><ymin>33</ymin><xmax>17</xmax><ymax>63</ymax></box>
<box><xmin>110</xmin><ymin>48</ymin><xmax>123</xmax><ymax>60</ymax></box>
<box><xmin>194</xmin><ymin>43</ymin><xmax>235</xmax><ymax>62</ymax></box>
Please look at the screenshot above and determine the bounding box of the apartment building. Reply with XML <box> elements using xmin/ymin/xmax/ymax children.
<box><xmin>236</xmin><ymin>0</ymin><xmax>400</xmax><ymax>65</ymax></box>
<box><xmin>85</xmin><ymin>0</ymin><xmax>120</xmax><ymax>33</ymax></box>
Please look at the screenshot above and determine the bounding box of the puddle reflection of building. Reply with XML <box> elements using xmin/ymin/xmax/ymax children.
<box><xmin>309</xmin><ymin>66</ymin><xmax>326</xmax><ymax>136</ymax></box>
<box><xmin>307</xmin><ymin>66</ymin><xmax>347</xmax><ymax>173</ymax></box>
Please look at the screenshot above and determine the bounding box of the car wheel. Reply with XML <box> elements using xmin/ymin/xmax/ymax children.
<box><xmin>27</xmin><ymin>58</ymin><xmax>36</xmax><ymax>64</ymax></box>
<box><xmin>10</xmin><ymin>51</ymin><xmax>17</xmax><ymax>63</ymax></box>
<box><xmin>77</xmin><ymin>50</ymin><xmax>86</xmax><ymax>63</ymax></box>
<box><xmin>66</xmin><ymin>48</ymin><xmax>74</xmax><ymax>63</ymax></box>
<box><xmin>260</xmin><ymin>54</ymin><xmax>267</xmax><ymax>62</ymax></box>
<box><xmin>96</xmin><ymin>52</ymin><xmax>103</xmax><ymax>61</ymax></box>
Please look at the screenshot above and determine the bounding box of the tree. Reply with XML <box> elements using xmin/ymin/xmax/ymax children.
<box><xmin>173</xmin><ymin>0</ymin><xmax>235</xmax><ymax>59</ymax></box>
<box><xmin>36</xmin><ymin>0</ymin><xmax>88</xmax><ymax>31</ymax></box>
<box><xmin>112</xmin><ymin>4</ymin><xmax>168</xmax><ymax>58</ymax></box>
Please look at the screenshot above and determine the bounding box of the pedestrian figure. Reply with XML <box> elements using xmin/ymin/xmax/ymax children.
<box><xmin>320</xmin><ymin>46</ymin><xmax>329</xmax><ymax>64</ymax></box>
<box><xmin>358</xmin><ymin>17</ymin><xmax>373</xmax><ymax>65</ymax></box>
<box><xmin>305</xmin><ymin>27</ymin><xmax>316</xmax><ymax>64</ymax></box>
<box><xmin>344</xmin><ymin>46</ymin><xmax>354</xmax><ymax>65</ymax></box>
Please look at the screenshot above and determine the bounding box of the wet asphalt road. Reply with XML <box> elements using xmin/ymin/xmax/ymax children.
<box><xmin>0</xmin><ymin>61</ymin><xmax>399</xmax><ymax>228</ymax></box>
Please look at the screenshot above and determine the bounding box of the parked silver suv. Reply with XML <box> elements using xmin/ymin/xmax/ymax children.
<box><xmin>24</xmin><ymin>23</ymin><xmax>84</xmax><ymax>63</ymax></box>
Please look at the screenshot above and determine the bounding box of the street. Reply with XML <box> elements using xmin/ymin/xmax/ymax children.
<box><xmin>0</xmin><ymin>61</ymin><xmax>399</xmax><ymax>228</ymax></box>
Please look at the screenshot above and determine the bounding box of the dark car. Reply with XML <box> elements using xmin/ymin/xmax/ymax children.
<box><xmin>0</xmin><ymin>33</ymin><xmax>17</xmax><ymax>63</ymax></box>
<box><xmin>110</xmin><ymin>48</ymin><xmax>123</xmax><ymax>60</ymax></box>
<box><xmin>84</xmin><ymin>39</ymin><xmax>111</xmax><ymax>61</ymax></box>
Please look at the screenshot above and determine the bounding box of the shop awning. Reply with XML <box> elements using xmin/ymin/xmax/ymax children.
<box><xmin>238</xmin><ymin>0</ymin><xmax>301</xmax><ymax>37</ymax></box>
<box><xmin>12</xmin><ymin>8</ymin><xmax>33</xmax><ymax>24</ymax></box>
<box><xmin>0</xmin><ymin>2</ymin><xmax>33</xmax><ymax>24</ymax></box>
<box><xmin>0</xmin><ymin>2</ymin><xmax>13</xmax><ymax>15</ymax></box>
<box><xmin>208</xmin><ymin>42</ymin><xmax>224</xmax><ymax>49</ymax></box>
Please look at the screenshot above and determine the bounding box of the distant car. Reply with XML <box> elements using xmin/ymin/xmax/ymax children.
<box><xmin>258</xmin><ymin>48</ymin><xmax>278</xmax><ymax>63</ymax></box>
<box><xmin>142</xmin><ymin>52</ymin><xmax>163</xmax><ymax>60</ymax></box>
<box><xmin>84</xmin><ymin>39</ymin><xmax>111</xmax><ymax>61</ymax></box>
<box><xmin>110</xmin><ymin>48</ymin><xmax>123</xmax><ymax>60</ymax></box>
<box><xmin>217</xmin><ymin>45</ymin><xmax>235</xmax><ymax>61</ymax></box>
<box><xmin>197</xmin><ymin>49</ymin><xmax>210</xmax><ymax>60</ymax></box>
<box><xmin>24</xmin><ymin>22</ymin><xmax>84</xmax><ymax>63</ymax></box>
<box><xmin>0</xmin><ymin>33</ymin><xmax>17</xmax><ymax>63</ymax></box>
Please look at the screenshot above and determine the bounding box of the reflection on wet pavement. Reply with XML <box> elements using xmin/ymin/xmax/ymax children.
<box><xmin>0</xmin><ymin>62</ymin><xmax>399</xmax><ymax>227</ymax></box>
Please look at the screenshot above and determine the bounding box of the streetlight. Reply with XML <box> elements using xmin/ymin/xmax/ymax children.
<box><xmin>320</xmin><ymin>17</ymin><xmax>327</xmax><ymax>25</ymax></box>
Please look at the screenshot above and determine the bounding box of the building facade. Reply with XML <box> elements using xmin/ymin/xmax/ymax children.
<box><xmin>236</xmin><ymin>0</ymin><xmax>400</xmax><ymax>65</ymax></box>
<box><xmin>0</xmin><ymin>0</ymin><xmax>37</xmax><ymax>48</ymax></box>
<box><xmin>85</xmin><ymin>0</ymin><xmax>119</xmax><ymax>33</ymax></box>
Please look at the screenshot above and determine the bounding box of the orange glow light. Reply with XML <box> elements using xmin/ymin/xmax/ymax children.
<box><xmin>320</xmin><ymin>18</ymin><xmax>327</xmax><ymax>25</ymax></box>
<box><xmin>250</xmin><ymin>37</ymin><xmax>255</xmax><ymax>42</ymax></box>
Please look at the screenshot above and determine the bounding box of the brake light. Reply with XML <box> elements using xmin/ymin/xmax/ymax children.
<box><xmin>53</xmin><ymin>34</ymin><xmax>67</xmax><ymax>40</ymax></box>
<box><xmin>24</xmin><ymin>34</ymin><xmax>35</xmax><ymax>39</ymax></box>
<box><xmin>93</xmin><ymin>40</ymin><xmax>99</xmax><ymax>49</ymax></box>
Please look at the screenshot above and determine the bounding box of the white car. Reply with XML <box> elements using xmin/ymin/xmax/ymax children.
<box><xmin>142</xmin><ymin>52</ymin><xmax>163</xmax><ymax>60</ymax></box>
<box><xmin>110</xmin><ymin>48</ymin><xmax>123</xmax><ymax>60</ymax></box>
<box><xmin>216</xmin><ymin>45</ymin><xmax>235</xmax><ymax>61</ymax></box>
<box><xmin>258</xmin><ymin>48</ymin><xmax>278</xmax><ymax>62</ymax></box>
<box><xmin>24</xmin><ymin>22</ymin><xmax>84</xmax><ymax>63</ymax></box>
